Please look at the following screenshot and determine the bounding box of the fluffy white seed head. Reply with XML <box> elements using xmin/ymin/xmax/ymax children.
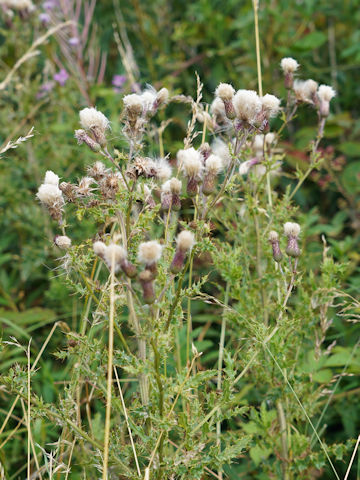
<box><xmin>294</xmin><ymin>79</ymin><xmax>319</xmax><ymax>102</ymax></box>
<box><xmin>5</xmin><ymin>0</ymin><xmax>34</xmax><ymax>10</ymax></box>
<box><xmin>284</xmin><ymin>222</ymin><xmax>301</xmax><ymax>237</ymax></box>
<box><xmin>123</xmin><ymin>94</ymin><xmax>143</xmax><ymax>114</ymax></box>
<box><xmin>176</xmin><ymin>230</ymin><xmax>195</xmax><ymax>252</ymax></box>
<box><xmin>169</xmin><ymin>177</ymin><xmax>182</xmax><ymax>193</ymax></box>
<box><xmin>268</xmin><ymin>231</ymin><xmax>279</xmax><ymax>242</ymax></box>
<box><xmin>317</xmin><ymin>85</ymin><xmax>336</xmax><ymax>102</ymax></box>
<box><xmin>36</xmin><ymin>184</ymin><xmax>63</xmax><ymax>206</ymax></box>
<box><xmin>103</xmin><ymin>244</ymin><xmax>127</xmax><ymax>270</ymax></box>
<box><xmin>261</xmin><ymin>94</ymin><xmax>281</xmax><ymax>118</ymax></box>
<box><xmin>265</xmin><ymin>132</ymin><xmax>277</xmax><ymax>145</ymax></box>
<box><xmin>205</xmin><ymin>154</ymin><xmax>223</xmax><ymax>175</ymax></box>
<box><xmin>93</xmin><ymin>241</ymin><xmax>106</xmax><ymax>257</ymax></box>
<box><xmin>138</xmin><ymin>241</ymin><xmax>163</xmax><ymax>265</ymax></box>
<box><xmin>155</xmin><ymin>158</ymin><xmax>172</xmax><ymax>181</ymax></box>
<box><xmin>79</xmin><ymin>107</ymin><xmax>109</xmax><ymax>132</ymax></box>
<box><xmin>141</xmin><ymin>88</ymin><xmax>157</xmax><ymax>111</ymax></box>
<box><xmin>280</xmin><ymin>57</ymin><xmax>299</xmax><ymax>73</ymax></box>
<box><xmin>55</xmin><ymin>235</ymin><xmax>71</xmax><ymax>249</ymax></box>
<box><xmin>211</xmin><ymin>138</ymin><xmax>232</xmax><ymax>167</ymax></box>
<box><xmin>177</xmin><ymin>148</ymin><xmax>203</xmax><ymax>178</ymax></box>
<box><xmin>156</xmin><ymin>87</ymin><xmax>169</xmax><ymax>105</ymax></box>
<box><xmin>210</xmin><ymin>98</ymin><xmax>226</xmax><ymax>118</ymax></box>
<box><xmin>161</xmin><ymin>178</ymin><xmax>181</xmax><ymax>194</ymax></box>
<box><xmin>215</xmin><ymin>83</ymin><xmax>235</xmax><ymax>101</ymax></box>
<box><xmin>233</xmin><ymin>90</ymin><xmax>262</xmax><ymax>123</ymax></box>
<box><xmin>44</xmin><ymin>171</ymin><xmax>60</xmax><ymax>186</ymax></box>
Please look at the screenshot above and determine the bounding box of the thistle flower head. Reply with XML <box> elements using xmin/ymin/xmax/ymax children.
<box><xmin>233</xmin><ymin>90</ymin><xmax>262</xmax><ymax>124</ymax></box>
<box><xmin>317</xmin><ymin>85</ymin><xmax>336</xmax><ymax>102</ymax></box>
<box><xmin>123</xmin><ymin>94</ymin><xmax>143</xmax><ymax>117</ymax></box>
<box><xmin>77</xmin><ymin>176</ymin><xmax>95</xmax><ymax>196</ymax></box>
<box><xmin>44</xmin><ymin>170</ymin><xmax>60</xmax><ymax>186</ymax></box>
<box><xmin>177</xmin><ymin>148</ymin><xmax>203</xmax><ymax>178</ymax></box>
<box><xmin>138</xmin><ymin>240</ymin><xmax>162</xmax><ymax>265</ymax></box>
<box><xmin>36</xmin><ymin>183</ymin><xmax>64</xmax><ymax>206</ymax></box>
<box><xmin>87</xmin><ymin>161</ymin><xmax>107</xmax><ymax>180</ymax></box>
<box><xmin>294</xmin><ymin>79</ymin><xmax>318</xmax><ymax>102</ymax></box>
<box><xmin>261</xmin><ymin>94</ymin><xmax>281</xmax><ymax>118</ymax></box>
<box><xmin>268</xmin><ymin>230</ymin><xmax>279</xmax><ymax>242</ymax></box>
<box><xmin>79</xmin><ymin>107</ymin><xmax>109</xmax><ymax>132</ymax></box>
<box><xmin>169</xmin><ymin>177</ymin><xmax>182</xmax><ymax>193</ymax></box>
<box><xmin>93</xmin><ymin>241</ymin><xmax>106</xmax><ymax>257</ymax></box>
<box><xmin>156</xmin><ymin>87</ymin><xmax>169</xmax><ymax>106</ymax></box>
<box><xmin>210</xmin><ymin>98</ymin><xmax>226</xmax><ymax>118</ymax></box>
<box><xmin>103</xmin><ymin>244</ymin><xmax>127</xmax><ymax>271</ymax></box>
<box><xmin>155</xmin><ymin>158</ymin><xmax>172</xmax><ymax>181</ymax></box>
<box><xmin>215</xmin><ymin>83</ymin><xmax>235</xmax><ymax>101</ymax></box>
<box><xmin>280</xmin><ymin>57</ymin><xmax>299</xmax><ymax>73</ymax></box>
<box><xmin>140</xmin><ymin>88</ymin><xmax>157</xmax><ymax>112</ymax></box>
<box><xmin>74</xmin><ymin>129</ymin><xmax>101</xmax><ymax>151</ymax></box>
<box><xmin>176</xmin><ymin>230</ymin><xmax>195</xmax><ymax>252</ymax></box>
<box><xmin>211</xmin><ymin>138</ymin><xmax>232</xmax><ymax>167</ymax></box>
<box><xmin>205</xmin><ymin>154</ymin><xmax>223</xmax><ymax>175</ymax></box>
<box><xmin>284</xmin><ymin>222</ymin><xmax>301</xmax><ymax>237</ymax></box>
<box><xmin>54</xmin><ymin>235</ymin><xmax>71</xmax><ymax>249</ymax></box>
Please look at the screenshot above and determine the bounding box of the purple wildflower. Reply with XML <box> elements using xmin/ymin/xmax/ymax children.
<box><xmin>39</xmin><ymin>13</ymin><xmax>51</xmax><ymax>23</ymax></box>
<box><xmin>54</xmin><ymin>69</ymin><xmax>69</xmax><ymax>86</ymax></box>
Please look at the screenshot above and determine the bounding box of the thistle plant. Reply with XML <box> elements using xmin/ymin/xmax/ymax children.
<box><xmin>3</xmin><ymin>56</ymin><xmax>355</xmax><ymax>480</ymax></box>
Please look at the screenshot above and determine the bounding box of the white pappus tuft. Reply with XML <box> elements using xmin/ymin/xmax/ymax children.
<box><xmin>79</xmin><ymin>107</ymin><xmax>109</xmax><ymax>132</ymax></box>
<box><xmin>44</xmin><ymin>171</ymin><xmax>60</xmax><ymax>186</ymax></box>
<box><xmin>215</xmin><ymin>83</ymin><xmax>235</xmax><ymax>101</ymax></box>
<box><xmin>205</xmin><ymin>154</ymin><xmax>223</xmax><ymax>175</ymax></box>
<box><xmin>138</xmin><ymin>240</ymin><xmax>163</xmax><ymax>265</ymax></box>
<box><xmin>177</xmin><ymin>148</ymin><xmax>203</xmax><ymax>178</ymax></box>
<box><xmin>54</xmin><ymin>235</ymin><xmax>72</xmax><ymax>249</ymax></box>
<box><xmin>176</xmin><ymin>230</ymin><xmax>195</xmax><ymax>252</ymax></box>
<box><xmin>233</xmin><ymin>90</ymin><xmax>262</xmax><ymax>124</ymax></box>
<box><xmin>280</xmin><ymin>57</ymin><xmax>299</xmax><ymax>73</ymax></box>
<box><xmin>284</xmin><ymin>222</ymin><xmax>301</xmax><ymax>237</ymax></box>
<box><xmin>261</xmin><ymin>94</ymin><xmax>281</xmax><ymax>118</ymax></box>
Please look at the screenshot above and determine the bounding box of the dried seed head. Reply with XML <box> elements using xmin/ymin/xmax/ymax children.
<box><xmin>155</xmin><ymin>158</ymin><xmax>172</xmax><ymax>181</ymax></box>
<box><xmin>210</xmin><ymin>97</ymin><xmax>227</xmax><ymax>120</ymax></box>
<box><xmin>59</xmin><ymin>182</ymin><xmax>76</xmax><ymax>202</ymax></box>
<box><xmin>87</xmin><ymin>161</ymin><xmax>107</xmax><ymax>181</ymax></box>
<box><xmin>233</xmin><ymin>90</ymin><xmax>262</xmax><ymax>124</ymax></box>
<box><xmin>54</xmin><ymin>235</ymin><xmax>72</xmax><ymax>249</ymax></box>
<box><xmin>129</xmin><ymin>157</ymin><xmax>157</xmax><ymax>179</ymax></box>
<box><xmin>261</xmin><ymin>94</ymin><xmax>281</xmax><ymax>118</ymax></box>
<box><xmin>294</xmin><ymin>79</ymin><xmax>318</xmax><ymax>102</ymax></box>
<box><xmin>177</xmin><ymin>148</ymin><xmax>203</xmax><ymax>178</ymax></box>
<box><xmin>103</xmin><ymin>244</ymin><xmax>127</xmax><ymax>272</ymax></box>
<box><xmin>284</xmin><ymin>222</ymin><xmax>301</xmax><ymax>237</ymax></box>
<box><xmin>36</xmin><ymin>183</ymin><xmax>64</xmax><ymax>207</ymax></box>
<box><xmin>176</xmin><ymin>230</ymin><xmax>195</xmax><ymax>252</ymax></box>
<box><xmin>123</xmin><ymin>94</ymin><xmax>143</xmax><ymax>119</ymax></box>
<box><xmin>317</xmin><ymin>85</ymin><xmax>336</xmax><ymax>102</ymax></box>
<box><xmin>44</xmin><ymin>170</ymin><xmax>60</xmax><ymax>186</ymax></box>
<box><xmin>93</xmin><ymin>241</ymin><xmax>106</xmax><ymax>258</ymax></box>
<box><xmin>215</xmin><ymin>83</ymin><xmax>235</xmax><ymax>101</ymax></box>
<box><xmin>140</xmin><ymin>88</ymin><xmax>157</xmax><ymax>113</ymax></box>
<box><xmin>268</xmin><ymin>230</ymin><xmax>279</xmax><ymax>242</ymax></box>
<box><xmin>77</xmin><ymin>176</ymin><xmax>95</xmax><ymax>197</ymax></box>
<box><xmin>211</xmin><ymin>138</ymin><xmax>232</xmax><ymax>167</ymax></box>
<box><xmin>280</xmin><ymin>57</ymin><xmax>299</xmax><ymax>74</ymax></box>
<box><xmin>169</xmin><ymin>177</ymin><xmax>182</xmax><ymax>194</ymax></box>
<box><xmin>79</xmin><ymin>107</ymin><xmax>109</xmax><ymax>132</ymax></box>
<box><xmin>205</xmin><ymin>154</ymin><xmax>222</xmax><ymax>175</ymax></box>
<box><xmin>138</xmin><ymin>240</ymin><xmax>162</xmax><ymax>265</ymax></box>
<box><xmin>155</xmin><ymin>87</ymin><xmax>169</xmax><ymax>106</ymax></box>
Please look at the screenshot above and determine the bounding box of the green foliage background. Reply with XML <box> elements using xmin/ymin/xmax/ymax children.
<box><xmin>0</xmin><ymin>0</ymin><xmax>359</xmax><ymax>478</ymax></box>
